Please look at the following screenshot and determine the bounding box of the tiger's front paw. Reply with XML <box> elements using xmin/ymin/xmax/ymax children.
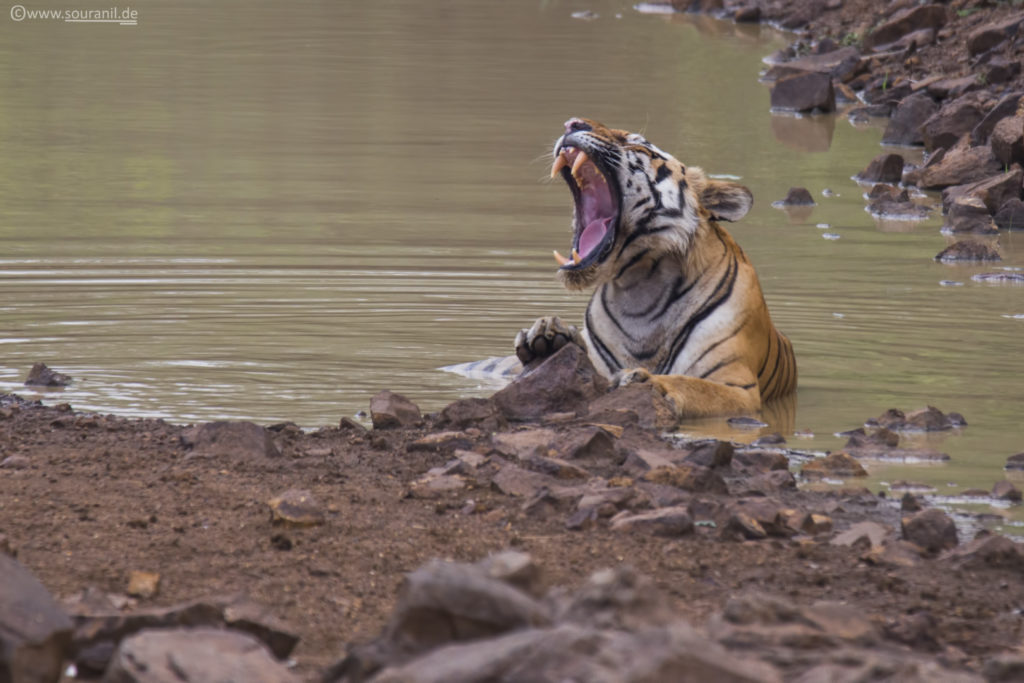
<box><xmin>514</xmin><ymin>316</ymin><xmax>582</xmax><ymax>365</ymax></box>
<box><xmin>614</xmin><ymin>367</ymin><xmax>654</xmax><ymax>388</ymax></box>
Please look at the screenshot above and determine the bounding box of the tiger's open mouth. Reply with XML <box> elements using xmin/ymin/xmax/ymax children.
<box><xmin>550</xmin><ymin>145</ymin><xmax>619</xmax><ymax>271</ymax></box>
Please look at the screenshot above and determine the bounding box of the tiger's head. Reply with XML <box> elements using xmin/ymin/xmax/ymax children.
<box><xmin>550</xmin><ymin>117</ymin><xmax>754</xmax><ymax>290</ymax></box>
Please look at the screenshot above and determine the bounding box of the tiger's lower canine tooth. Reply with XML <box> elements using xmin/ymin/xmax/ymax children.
<box><xmin>551</xmin><ymin>152</ymin><xmax>568</xmax><ymax>179</ymax></box>
<box><xmin>572</xmin><ymin>248</ymin><xmax>581</xmax><ymax>265</ymax></box>
<box><xmin>571</xmin><ymin>150</ymin><xmax>589</xmax><ymax>176</ymax></box>
<box><xmin>553</xmin><ymin>250</ymin><xmax>570</xmax><ymax>266</ymax></box>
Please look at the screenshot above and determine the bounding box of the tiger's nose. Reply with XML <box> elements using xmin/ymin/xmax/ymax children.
<box><xmin>565</xmin><ymin>118</ymin><xmax>592</xmax><ymax>134</ymax></box>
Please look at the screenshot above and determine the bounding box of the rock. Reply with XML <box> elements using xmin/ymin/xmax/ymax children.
<box><xmin>23</xmin><ymin>362</ymin><xmax>72</xmax><ymax>387</ymax></box>
<box><xmin>1006</xmin><ymin>452</ymin><xmax>1024</xmax><ymax>470</ymax></box>
<box><xmin>734</xmin><ymin>5</ymin><xmax>760</xmax><ymax>23</ymax></box>
<box><xmin>912</xmin><ymin>137</ymin><xmax>1001</xmax><ymax>190</ymax></box>
<box><xmin>408</xmin><ymin>473</ymin><xmax>468</xmax><ymax>499</ymax></box>
<box><xmin>941</xmin><ymin>167</ymin><xmax>1024</xmax><ymax>214</ymax></box>
<box><xmin>477</xmin><ymin>551</ymin><xmax>543</xmax><ymax>598</ymax></box>
<box><xmin>874</xmin><ymin>406</ymin><xmax>962</xmax><ymax>431</ymax></box>
<box><xmin>182</xmin><ymin>421</ymin><xmax>281</xmax><ymax>459</ymax></box>
<box><xmin>0</xmin><ymin>554</ymin><xmax>73</xmax><ymax>683</ymax></box>
<box><xmin>610</xmin><ymin>507</ymin><xmax>694</xmax><ymax>537</ymax></box>
<box><xmin>762</xmin><ymin>46</ymin><xmax>860</xmax><ymax>81</ymax></box>
<box><xmin>844</xmin><ymin>427</ymin><xmax>899</xmax><ymax>451</ymax></box>
<box><xmin>126</xmin><ymin>571</ymin><xmax>160</xmax><ymax>599</ymax></box>
<box><xmin>943</xmin><ymin>534</ymin><xmax>1024</xmax><ymax>571</ymax></box>
<box><xmin>801</xmin><ymin>452</ymin><xmax>868</xmax><ymax>479</ymax></box>
<box><xmin>721</xmin><ymin>512</ymin><xmax>768</xmax><ymax>540</ymax></box>
<box><xmin>557</xmin><ymin>426</ymin><xmax>620</xmax><ymax>464</ymax></box>
<box><xmin>438</xmin><ymin>398</ymin><xmax>506</xmax><ymax>432</ymax></box>
<box><xmin>732</xmin><ymin>449</ymin><xmax>789</xmax><ymax>473</ymax></box>
<box><xmin>984</xmin><ymin>654</ymin><xmax>1024</xmax><ymax>682</ymax></box>
<box><xmin>944</xmin><ymin>196</ymin><xmax>999</xmax><ymax>234</ymax></box>
<box><xmin>966</xmin><ymin>14</ymin><xmax>1024</xmax><ymax>57</ymax></box>
<box><xmin>831</xmin><ymin>521</ymin><xmax>892</xmax><ymax>549</ymax></box>
<box><xmin>861</xmin><ymin>540</ymin><xmax>924</xmax><ymax>568</ymax></box>
<box><xmin>491</xmin><ymin>463</ymin><xmax>562</xmax><ymax>498</ymax></box>
<box><xmin>725</xmin><ymin>498</ymin><xmax>793</xmax><ymax>537</ymax></box>
<box><xmin>856</xmin><ymin>153</ymin><xmax>904</xmax><ymax>184</ymax></box>
<box><xmin>995</xmin><ymin>198</ymin><xmax>1024</xmax><ymax>230</ymax></box>
<box><xmin>971</xmin><ymin>92</ymin><xmax>1023</xmax><ymax>146</ymax></box>
<box><xmin>921</xmin><ymin>93</ymin><xmax>988</xmax><ymax>153</ymax></box>
<box><xmin>974</xmin><ymin>272</ymin><xmax>1024</xmax><ymax>284</ymax></box>
<box><xmin>521</xmin><ymin>454</ymin><xmax>591</xmax><ymax>480</ymax></box>
<box><xmin>642</xmin><ymin>465</ymin><xmax>727</xmax><ymax>494</ymax></box>
<box><xmin>867</xmin><ymin>194</ymin><xmax>931</xmax><ymax>220</ymax></box>
<box><xmin>986</xmin><ymin>57</ymin><xmax>1021</xmax><ymax>85</ymax></box>
<box><xmin>586</xmin><ymin>383</ymin><xmax>676</xmax><ymax>430</ymax></box>
<box><xmin>777</xmin><ymin>187</ymin><xmax>816</xmax><ymax>206</ymax></box>
<box><xmin>992</xmin><ymin>480</ymin><xmax>1022</xmax><ymax>502</ymax></box>
<box><xmin>748</xmin><ymin>470</ymin><xmax>797</xmax><ymax>493</ymax></box>
<box><xmin>104</xmin><ymin>627</ymin><xmax>297</xmax><ymax>683</ymax></box>
<box><xmin>712</xmin><ymin>593</ymin><xmax>878</xmax><ymax>650</ymax></box>
<box><xmin>493</xmin><ymin>344</ymin><xmax>608</xmax><ymax>422</ymax></box>
<box><xmin>935</xmin><ymin>240</ymin><xmax>1001</xmax><ymax>263</ymax></box>
<box><xmin>882</xmin><ymin>93</ymin><xmax>939</xmax><ymax>146</ymax></box>
<box><xmin>491</xmin><ymin>428</ymin><xmax>557</xmax><ymax>460</ymax></box>
<box><xmin>220</xmin><ymin>598</ymin><xmax>300</xmax><ymax>660</ymax></box>
<box><xmin>865</xmin><ymin>4</ymin><xmax>947</xmax><ymax>52</ymax></box>
<box><xmin>770</xmin><ymin>72</ymin><xmax>836</xmax><ymax>113</ymax></box>
<box><xmin>407</xmin><ymin>431</ymin><xmax>474</xmax><ymax>453</ymax></box>
<box><xmin>371</xmin><ymin>390</ymin><xmax>422</xmax><ymax>429</ymax></box>
<box><xmin>680</xmin><ymin>440</ymin><xmax>733</xmax><ymax>469</ymax></box>
<box><xmin>267</xmin><ymin>489</ymin><xmax>325</xmax><ymax>526</ymax></box>
<box><xmin>991</xmin><ymin>117</ymin><xmax>1024</xmax><ymax>168</ymax></box>
<box><xmin>902</xmin><ymin>508</ymin><xmax>958</xmax><ymax>554</ymax></box>
<box><xmin>901</xmin><ymin>492</ymin><xmax>923</xmax><ymax>512</ymax></box>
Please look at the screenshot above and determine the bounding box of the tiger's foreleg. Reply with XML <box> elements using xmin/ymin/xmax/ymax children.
<box><xmin>514</xmin><ymin>316</ymin><xmax>587</xmax><ymax>366</ymax></box>
<box><xmin>616</xmin><ymin>368</ymin><xmax>761</xmax><ymax>419</ymax></box>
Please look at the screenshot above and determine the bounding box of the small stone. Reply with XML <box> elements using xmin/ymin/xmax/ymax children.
<box><xmin>610</xmin><ymin>507</ymin><xmax>694</xmax><ymax>537</ymax></box>
<box><xmin>801</xmin><ymin>452</ymin><xmax>868</xmax><ymax>479</ymax></box>
<box><xmin>370</xmin><ymin>390</ymin><xmax>422</xmax><ymax>429</ymax></box>
<box><xmin>831</xmin><ymin>521</ymin><xmax>891</xmax><ymax>549</ymax></box>
<box><xmin>856</xmin><ymin>153</ymin><xmax>904</xmax><ymax>184</ymax></box>
<box><xmin>494</xmin><ymin>344</ymin><xmax>608</xmax><ymax>422</ymax></box>
<box><xmin>680</xmin><ymin>440</ymin><xmax>733</xmax><ymax>468</ymax></box>
<box><xmin>902</xmin><ymin>508</ymin><xmax>958</xmax><ymax>554</ymax></box>
<box><xmin>407</xmin><ymin>431</ymin><xmax>473</xmax><ymax>453</ymax></box>
<box><xmin>994</xmin><ymin>198</ymin><xmax>1024</xmax><ymax>231</ymax></box>
<box><xmin>967</xmin><ymin>14</ymin><xmax>1024</xmax><ymax>56</ymax></box>
<box><xmin>992</xmin><ymin>481</ymin><xmax>1022</xmax><ymax>502</ymax></box>
<box><xmin>732</xmin><ymin>449</ymin><xmax>789</xmax><ymax>472</ymax></box>
<box><xmin>804</xmin><ymin>514</ymin><xmax>834</xmax><ymax>534</ymax></box>
<box><xmin>23</xmin><ymin>362</ymin><xmax>72</xmax><ymax>387</ymax></box>
<box><xmin>408</xmin><ymin>474</ymin><xmax>468</xmax><ymax>499</ymax></box>
<box><xmin>182</xmin><ymin>421</ymin><xmax>282</xmax><ymax>459</ymax></box>
<box><xmin>865</xmin><ymin>4</ymin><xmax>948</xmax><ymax>51</ymax></box>
<box><xmin>882</xmin><ymin>93</ymin><xmax>938</xmax><ymax>146</ymax></box>
<box><xmin>935</xmin><ymin>240</ymin><xmax>1001</xmax><ymax>263</ymax></box>
<box><xmin>862</xmin><ymin>540</ymin><xmax>924</xmax><ymax>568</ymax></box>
<box><xmin>901</xmin><ymin>492</ymin><xmax>923</xmax><ymax>512</ymax></box>
<box><xmin>721</xmin><ymin>512</ymin><xmax>767</xmax><ymax>540</ymax></box>
<box><xmin>267</xmin><ymin>489</ymin><xmax>325</xmax><ymax>527</ymax></box>
<box><xmin>477</xmin><ymin>551</ymin><xmax>543</xmax><ymax>598</ymax></box>
<box><xmin>642</xmin><ymin>465</ymin><xmax>727</xmax><ymax>494</ymax></box>
<box><xmin>438</xmin><ymin>398</ymin><xmax>507</xmax><ymax>432</ymax></box>
<box><xmin>126</xmin><ymin>571</ymin><xmax>161</xmax><ymax>599</ymax></box>
<box><xmin>944</xmin><ymin>534</ymin><xmax>1024</xmax><ymax>570</ymax></box>
<box><xmin>777</xmin><ymin>187</ymin><xmax>816</xmax><ymax>206</ymax></box>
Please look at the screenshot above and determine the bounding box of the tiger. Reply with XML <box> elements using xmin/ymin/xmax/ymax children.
<box><xmin>513</xmin><ymin>117</ymin><xmax>797</xmax><ymax>420</ymax></box>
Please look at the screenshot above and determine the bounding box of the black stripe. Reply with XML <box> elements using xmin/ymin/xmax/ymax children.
<box><xmin>652</xmin><ymin>275</ymin><xmax>696</xmax><ymax>319</ymax></box>
<box><xmin>600</xmin><ymin>285</ymin><xmax>633</xmax><ymax>341</ymax></box>
<box><xmin>757</xmin><ymin>328</ymin><xmax>775</xmax><ymax>378</ymax></box>
<box><xmin>655</xmin><ymin>163</ymin><xmax>672</xmax><ymax>182</ymax></box>
<box><xmin>615</xmin><ymin>249</ymin><xmax>650</xmax><ymax>280</ymax></box>
<box><xmin>761</xmin><ymin>336</ymin><xmax>783</xmax><ymax>396</ymax></box>
<box><xmin>699</xmin><ymin>356</ymin><xmax>737</xmax><ymax>380</ymax></box>
<box><xmin>585</xmin><ymin>306</ymin><xmax>622</xmax><ymax>373</ymax></box>
<box><xmin>690</xmin><ymin>317</ymin><xmax>749</xmax><ymax>369</ymax></box>
<box><xmin>726</xmin><ymin>382</ymin><xmax>757</xmax><ymax>390</ymax></box>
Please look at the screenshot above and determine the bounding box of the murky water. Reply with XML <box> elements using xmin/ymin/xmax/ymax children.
<box><xmin>2</xmin><ymin>1</ymin><xmax>1023</xmax><ymax>524</ymax></box>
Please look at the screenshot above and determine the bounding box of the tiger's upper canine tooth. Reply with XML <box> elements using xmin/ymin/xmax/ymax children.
<box><xmin>572</xmin><ymin>248</ymin><xmax>581</xmax><ymax>265</ymax></box>
<box><xmin>571</xmin><ymin>150</ymin><xmax>589</xmax><ymax>177</ymax></box>
<box><xmin>553</xmin><ymin>250</ymin><xmax>570</xmax><ymax>266</ymax></box>
<box><xmin>550</xmin><ymin>152</ymin><xmax>568</xmax><ymax>179</ymax></box>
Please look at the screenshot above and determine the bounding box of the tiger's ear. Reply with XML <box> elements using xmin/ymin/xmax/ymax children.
<box><xmin>701</xmin><ymin>180</ymin><xmax>753</xmax><ymax>222</ymax></box>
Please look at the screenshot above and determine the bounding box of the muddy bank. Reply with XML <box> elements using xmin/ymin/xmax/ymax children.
<box><xmin>2</xmin><ymin>346</ymin><xmax>1024</xmax><ymax>680</ymax></box>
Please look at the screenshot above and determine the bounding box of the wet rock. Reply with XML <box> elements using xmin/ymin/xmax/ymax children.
<box><xmin>901</xmin><ymin>492</ymin><xmax>923</xmax><ymax>512</ymax></box>
<box><xmin>831</xmin><ymin>521</ymin><xmax>892</xmax><ymax>550</ymax></box>
<box><xmin>770</xmin><ymin>72</ymin><xmax>835</xmax><ymax>113</ymax></box>
<box><xmin>943</xmin><ymin>534</ymin><xmax>1024</xmax><ymax>571</ymax></box>
<box><xmin>971</xmin><ymin>91</ymin><xmax>1023</xmax><ymax>146</ymax></box>
<box><xmin>751</xmin><ymin>432</ymin><xmax>785</xmax><ymax>447</ymax></box>
<box><xmin>990</xmin><ymin>117</ymin><xmax>1024</xmax><ymax>167</ymax></box>
<box><xmin>867</xmin><ymin>191</ymin><xmax>931</xmax><ymax>220</ymax></box>
<box><xmin>23</xmin><ymin>362</ymin><xmax>72</xmax><ymax>387</ymax></box>
<box><xmin>762</xmin><ymin>46</ymin><xmax>860</xmax><ymax>81</ymax></box>
<box><xmin>733</xmin><ymin>449</ymin><xmax>789</xmax><ymax>473</ymax></box>
<box><xmin>105</xmin><ymin>627</ymin><xmax>297</xmax><ymax>683</ymax></box>
<box><xmin>438</xmin><ymin>398</ymin><xmax>506</xmax><ymax>432</ymax></box>
<box><xmin>992</xmin><ymin>480</ymin><xmax>1022</xmax><ymax>502</ymax></box>
<box><xmin>942</xmin><ymin>167</ymin><xmax>1024</xmax><ymax>214</ymax></box>
<box><xmin>974</xmin><ymin>271</ymin><xmax>1024</xmax><ymax>284</ymax></box>
<box><xmin>268</xmin><ymin>488</ymin><xmax>325</xmax><ymax>526</ymax></box>
<box><xmin>679</xmin><ymin>439</ymin><xmax>733</xmax><ymax>469</ymax></box>
<box><xmin>371</xmin><ymin>390</ymin><xmax>422</xmax><ymax>429</ymax></box>
<box><xmin>182</xmin><ymin>421</ymin><xmax>282</xmax><ymax>459</ymax></box>
<box><xmin>776</xmin><ymin>187</ymin><xmax>815</xmax><ymax>206</ymax></box>
<box><xmin>734</xmin><ymin>5</ymin><xmax>760</xmax><ymax>23</ymax></box>
<box><xmin>493</xmin><ymin>344</ymin><xmax>608</xmax><ymax>422</ymax></box>
<box><xmin>944</xmin><ymin>196</ymin><xmax>999</xmax><ymax>234</ymax></box>
<box><xmin>864</xmin><ymin>4</ymin><xmax>947</xmax><ymax>52</ymax></box>
<box><xmin>966</xmin><ymin>13</ymin><xmax>1024</xmax><ymax>56</ymax></box>
<box><xmin>921</xmin><ymin>92</ymin><xmax>988</xmax><ymax>153</ymax></box>
<box><xmin>801</xmin><ymin>452</ymin><xmax>868</xmax><ymax>479</ymax></box>
<box><xmin>856</xmin><ymin>153</ymin><xmax>904</xmax><ymax>184</ymax></box>
<box><xmin>586</xmin><ymin>383</ymin><xmax>675</xmax><ymax>430</ymax></box>
<box><xmin>0</xmin><ymin>554</ymin><xmax>73</xmax><ymax>683</ymax></box>
<box><xmin>911</xmin><ymin>137</ymin><xmax>1001</xmax><ymax>190</ymax></box>
<box><xmin>844</xmin><ymin>427</ymin><xmax>899</xmax><ymax>451</ymax></box>
<box><xmin>935</xmin><ymin>240</ymin><xmax>1002</xmax><ymax>263</ymax></box>
<box><xmin>874</xmin><ymin>406</ymin><xmax>963</xmax><ymax>431</ymax></box>
<box><xmin>126</xmin><ymin>571</ymin><xmax>160</xmax><ymax>599</ymax></box>
<box><xmin>994</xmin><ymin>198</ymin><xmax>1024</xmax><ymax>230</ymax></box>
<box><xmin>882</xmin><ymin>93</ymin><xmax>939</xmax><ymax>147</ymax></box>
<box><xmin>642</xmin><ymin>465</ymin><xmax>727</xmax><ymax>494</ymax></box>
<box><xmin>610</xmin><ymin>507</ymin><xmax>694</xmax><ymax>537</ymax></box>
<box><xmin>1005</xmin><ymin>452</ymin><xmax>1024</xmax><ymax>470</ymax></box>
<box><xmin>728</xmin><ymin>416</ymin><xmax>768</xmax><ymax>429</ymax></box>
<box><xmin>902</xmin><ymin>508</ymin><xmax>958</xmax><ymax>554</ymax></box>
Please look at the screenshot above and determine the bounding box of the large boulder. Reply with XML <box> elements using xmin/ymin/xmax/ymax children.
<box><xmin>492</xmin><ymin>343</ymin><xmax>608</xmax><ymax>422</ymax></box>
<box><xmin>901</xmin><ymin>508</ymin><xmax>958</xmax><ymax>554</ymax></box>
<box><xmin>882</xmin><ymin>94</ymin><xmax>939</xmax><ymax>146</ymax></box>
<box><xmin>0</xmin><ymin>554</ymin><xmax>73</xmax><ymax>683</ymax></box>
<box><xmin>921</xmin><ymin>93</ymin><xmax>989</xmax><ymax>153</ymax></box>
<box><xmin>770</xmin><ymin>72</ymin><xmax>835</xmax><ymax>113</ymax></box>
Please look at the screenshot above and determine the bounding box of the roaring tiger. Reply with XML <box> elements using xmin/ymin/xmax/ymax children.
<box><xmin>514</xmin><ymin>117</ymin><xmax>796</xmax><ymax>419</ymax></box>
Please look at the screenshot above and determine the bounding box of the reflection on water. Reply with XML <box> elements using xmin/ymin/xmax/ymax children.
<box><xmin>1</xmin><ymin>1</ymin><xmax>1023</xmax><ymax>524</ymax></box>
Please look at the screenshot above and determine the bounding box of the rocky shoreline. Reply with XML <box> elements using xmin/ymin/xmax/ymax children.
<box><xmin>5</xmin><ymin>2</ymin><xmax>1024</xmax><ymax>680</ymax></box>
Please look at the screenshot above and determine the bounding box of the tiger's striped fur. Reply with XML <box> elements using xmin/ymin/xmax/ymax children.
<box><xmin>515</xmin><ymin>118</ymin><xmax>796</xmax><ymax>419</ymax></box>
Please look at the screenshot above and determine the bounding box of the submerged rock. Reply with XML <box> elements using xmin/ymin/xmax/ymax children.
<box><xmin>856</xmin><ymin>153</ymin><xmax>904</xmax><ymax>184</ymax></box>
<box><xmin>801</xmin><ymin>452</ymin><xmax>868</xmax><ymax>479</ymax></box>
<box><xmin>882</xmin><ymin>93</ymin><xmax>939</xmax><ymax>146</ymax></box>
<box><xmin>770</xmin><ymin>71</ymin><xmax>836</xmax><ymax>113</ymax></box>
<box><xmin>774</xmin><ymin>187</ymin><xmax>816</xmax><ymax>206</ymax></box>
<box><xmin>23</xmin><ymin>362</ymin><xmax>72</xmax><ymax>387</ymax></box>
<box><xmin>935</xmin><ymin>240</ymin><xmax>1002</xmax><ymax>263</ymax></box>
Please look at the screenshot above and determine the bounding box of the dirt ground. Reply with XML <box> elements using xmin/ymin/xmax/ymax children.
<box><xmin>4</xmin><ymin>2</ymin><xmax>1024</xmax><ymax>680</ymax></box>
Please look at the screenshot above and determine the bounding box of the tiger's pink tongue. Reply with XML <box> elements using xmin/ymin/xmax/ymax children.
<box><xmin>578</xmin><ymin>217</ymin><xmax>610</xmax><ymax>260</ymax></box>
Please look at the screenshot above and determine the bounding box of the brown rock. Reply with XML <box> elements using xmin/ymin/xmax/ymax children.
<box><xmin>105</xmin><ymin>628</ymin><xmax>298</xmax><ymax>683</ymax></box>
<box><xmin>408</xmin><ymin>473</ymin><xmax>468</xmax><ymax>499</ymax></box>
<box><xmin>844</xmin><ymin>427</ymin><xmax>899</xmax><ymax>451</ymax></box>
<box><xmin>944</xmin><ymin>534</ymin><xmax>1024</xmax><ymax>570</ymax></box>
<box><xmin>491</xmin><ymin>463</ymin><xmax>561</xmax><ymax>498</ymax></box>
<box><xmin>438</xmin><ymin>398</ymin><xmax>506</xmax><ymax>432</ymax></box>
<box><xmin>801</xmin><ymin>452</ymin><xmax>868</xmax><ymax>479</ymax></box>
<box><xmin>586</xmin><ymin>383</ymin><xmax>676</xmax><ymax>430</ymax></box>
<box><xmin>268</xmin><ymin>489</ymin><xmax>325</xmax><ymax>526</ymax></box>
<box><xmin>770</xmin><ymin>72</ymin><xmax>836</xmax><ymax>113</ymax></box>
<box><xmin>967</xmin><ymin>13</ymin><xmax>1024</xmax><ymax>56</ymax></box>
<box><xmin>902</xmin><ymin>508</ymin><xmax>958</xmax><ymax>554</ymax></box>
<box><xmin>23</xmin><ymin>362</ymin><xmax>72</xmax><ymax>387</ymax></box>
<box><xmin>126</xmin><ymin>571</ymin><xmax>160</xmax><ymax>600</ymax></box>
<box><xmin>642</xmin><ymin>465</ymin><xmax>727</xmax><ymax>494</ymax></box>
<box><xmin>721</xmin><ymin>512</ymin><xmax>768</xmax><ymax>540</ymax></box>
<box><xmin>748</xmin><ymin>470</ymin><xmax>797</xmax><ymax>493</ymax></box>
<box><xmin>991</xmin><ymin>117</ymin><xmax>1024</xmax><ymax>168</ymax></box>
<box><xmin>680</xmin><ymin>440</ymin><xmax>733</xmax><ymax>469</ymax></box>
<box><xmin>521</xmin><ymin>454</ymin><xmax>591</xmax><ymax>480</ymax></box>
<box><xmin>493</xmin><ymin>343</ymin><xmax>608</xmax><ymax>422</ymax></box>
<box><xmin>912</xmin><ymin>138</ymin><xmax>1001</xmax><ymax>190</ymax></box>
<box><xmin>935</xmin><ymin>240</ymin><xmax>1001</xmax><ymax>263</ymax></box>
<box><xmin>901</xmin><ymin>492</ymin><xmax>923</xmax><ymax>512</ymax></box>
<box><xmin>1006</xmin><ymin>453</ymin><xmax>1024</xmax><ymax>470</ymax></box>
<box><xmin>941</xmin><ymin>167</ymin><xmax>1024</xmax><ymax>214</ymax></box>
<box><xmin>865</xmin><ymin>4</ymin><xmax>947</xmax><ymax>51</ymax></box>
<box><xmin>862</xmin><ymin>540</ymin><xmax>924</xmax><ymax>568</ymax></box>
<box><xmin>856</xmin><ymin>153</ymin><xmax>904</xmax><ymax>184</ymax></box>
<box><xmin>732</xmin><ymin>449</ymin><xmax>789</xmax><ymax>473</ymax></box>
<box><xmin>921</xmin><ymin>93</ymin><xmax>988</xmax><ymax>153</ymax></box>
<box><xmin>831</xmin><ymin>521</ymin><xmax>892</xmax><ymax>549</ymax></box>
<box><xmin>371</xmin><ymin>390</ymin><xmax>422</xmax><ymax>429</ymax></box>
<box><xmin>992</xmin><ymin>480</ymin><xmax>1022</xmax><ymax>502</ymax></box>
<box><xmin>882</xmin><ymin>93</ymin><xmax>939</xmax><ymax>146</ymax></box>
<box><xmin>995</xmin><ymin>198</ymin><xmax>1024</xmax><ymax>230</ymax></box>
<box><xmin>971</xmin><ymin>91</ymin><xmax>1024</xmax><ymax>146</ymax></box>
<box><xmin>610</xmin><ymin>507</ymin><xmax>694</xmax><ymax>537</ymax></box>
<box><xmin>777</xmin><ymin>187</ymin><xmax>815</xmax><ymax>206</ymax></box>
<box><xmin>763</xmin><ymin>46</ymin><xmax>860</xmax><ymax>81</ymax></box>
<box><xmin>477</xmin><ymin>551</ymin><xmax>543</xmax><ymax>598</ymax></box>
<box><xmin>944</xmin><ymin>195</ymin><xmax>999</xmax><ymax>235</ymax></box>
<box><xmin>557</xmin><ymin>426</ymin><xmax>619</xmax><ymax>463</ymax></box>
<box><xmin>0</xmin><ymin>554</ymin><xmax>73</xmax><ymax>683</ymax></box>
<box><xmin>491</xmin><ymin>428</ymin><xmax>556</xmax><ymax>460</ymax></box>
<box><xmin>181</xmin><ymin>421</ymin><xmax>281</xmax><ymax>459</ymax></box>
<box><xmin>986</xmin><ymin>57</ymin><xmax>1021</xmax><ymax>85</ymax></box>
<box><xmin>407</xmin><ymin>431</ymin><xmax>474</xmax><ymax>453</ymax></box>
